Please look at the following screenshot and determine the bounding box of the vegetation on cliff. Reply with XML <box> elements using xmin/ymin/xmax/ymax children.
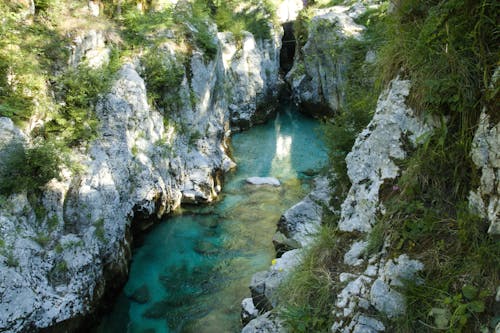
<box><xmin>376</xmin><ymin>0</ymin><xmax>499</xmax><ymax>331</ymax></box>
<box><xmin>279</xmin><ymin>0</ymin><xmax>499</xmax><ymax>332</ymax></box>
<box><xmin>0</xmin><ymin>0</ymin><xmax>278</xmax><ymax>199</ymax></box>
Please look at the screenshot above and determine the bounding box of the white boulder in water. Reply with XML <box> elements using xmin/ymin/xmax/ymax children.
<box><xmin>246</xmin><ymin>177</ymin><xmax>281</xmax><ymax>187</ymax></box>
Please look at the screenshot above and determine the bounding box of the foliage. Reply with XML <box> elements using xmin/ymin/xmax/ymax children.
<box><xmin>141</xmin><ymin>50</ymin><xmax>185</xmax><ymax>113</ymax></box>
<box><xmin>120</xmin><ymin>5</ymin><xmax>175</xmax><ymax>46</ymax></box>
<box><xmin>210</xmin><ymin>0</ymin><xmax>276</xmax><ymax>41</ymax></box>
<box><xmin>94</xmin><ymin>218</ymin><xmax>106</xmax><ymax>242</ymax></box>
<box><xmin>293</xmin><ymin>6</ymin><xmax>315</xmax><ymax>50</ymax></box>
<box><xmin>278</xmin><ymin>214</ymin><xmax>344</xmax><ymax>332</ymax></box>
<box><xmin>119</xmin><ymin>1</ymin><xmax>218</xmax><ymax>58</ymax></box>
<box><xmin>0</xmin><ymin>141</ymin><xmax>64</xmax><ymax>195</ymax></box>
<box><xmin>377</xmin><ymin>0</ymin><xmax>498</xmax><ymax>126</ymax></box>
<box><xmin>371</xmin><ymin>2</ymin><xmax>500</xmax><ymax>329</ymax></box>
<box><xmin>43</xmin><ymin>51</ymin><xmax>121</xmax><ymax>146</ymax></box>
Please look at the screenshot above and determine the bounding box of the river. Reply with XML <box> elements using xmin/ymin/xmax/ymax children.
<box><xmin>95</xmin><ymin>102</ymin><xmax>327</xmax><ymax>333</ymax></box>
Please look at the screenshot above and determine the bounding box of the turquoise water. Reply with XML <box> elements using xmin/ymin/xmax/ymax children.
<box><xmin>95</xmin><ymin>103</ymin><xmax>327</xmax><ymax>333</ymax></box>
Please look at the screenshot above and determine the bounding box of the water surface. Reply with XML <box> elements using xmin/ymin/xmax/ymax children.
<box><xmin>96</xmin><ymin>103</ymin><xmax>327</xmax><ymax>332</ymax></box>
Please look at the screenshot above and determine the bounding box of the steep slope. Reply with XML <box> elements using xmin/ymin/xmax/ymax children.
<box><xmin>0</xmin><ymin>1</ymin><xmax>283</xmax><ymax>331</ymax></box>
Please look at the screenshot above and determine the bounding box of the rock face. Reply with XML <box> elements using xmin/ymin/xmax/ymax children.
<box><xmin>339</xmin><ymin>78</ymin><xmax>432</xmax><ymax>233</ymax></box>
<box><xmin>277</xmin><ymin>0</ymin><xmax>304</xmax><ymax>23</ymax></box>
<box><xmin>329</xmin><ymin>78</ymin><xmax>429</xmax><ymax>332</ymax></box>
<box><xmin>68</xmin><ymin>30</ymin><xmax>111</xmax><ymax>69</ymax></box>
<box><xmin>242</xmin><ymin>78</ymin><xmax>431</xmax><ymax>333</ymax></box>
<box><xmin>242</xmin><ymin>177</ymin><xmax>334</xmax><ymax>332</ymax></box>
<box><xmin>285</xmin><ymin>5</ymin><xmax>366</xmax><ymax>117</ymax></box>
<box><xmin>219</xmin><ymin>29</ymin><xmax>283</xmax><ymax>131</ymax></box>
<box><xmin>469</xmin><ymin>111</ymin><xmax>500</xmax><ymax>235</ymax></box>
<box><xmin>0</xmin><ymin>19</ymin><xmax>282</xmax><ymax>332</ymax></box>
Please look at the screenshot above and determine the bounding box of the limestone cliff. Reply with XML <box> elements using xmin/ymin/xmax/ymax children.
<box><xmin>0</xmin><ymin>5</ymin><xmax>283</xmax><ymax>332</ymax></box>
<box><xmin>285</xmin><ymin>4</ymin><xmax>368</xmax><ymax>117</ymax></box>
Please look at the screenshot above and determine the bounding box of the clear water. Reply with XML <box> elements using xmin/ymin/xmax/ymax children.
<box><xmin>95</xmin><ymin>102</ymin><xmax>327</xmax><ymax>333</ymax></box>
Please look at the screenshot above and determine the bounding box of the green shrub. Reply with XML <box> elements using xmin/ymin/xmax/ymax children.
<box><xmin>33</xmin><ymin>0</ymin><xmax>59</xmax><ymax>13</ymax></box>
<box><xmin>94</xmin><ymin>218</ymin><xmax>106</xmax><ymax>242</ymax></box>
<box><xmin>43</xmin><ymin>51</ymin><xmax>121</xmax><ymax>146</ymax></box>
<box><xmin>0</xmin><ymin>1</ymin><xmax>69</xmax><ymax>125</ymax></box>
<box><xmin>211</xmin><ymin>0</ymin><xmax>276</xmax><ymax>41</ymax></box>
<box><xmin>278</xmin><ymin>215</ymin><xmax>345</xmax><ymax>332</ymax></box>
<box><xmin>142</xmin><ymin>50</ymin><xmax>185</xmax><ymax>113</ymax></box>
<box><xmin>120</xmin><ymin>5</ymin><xmax>175</xmax><ymax>46</ymax></box>
<box><xmin>0</xmin><ymin>141</ymin><xmax>63</xmax><ymax>195</ymax></box>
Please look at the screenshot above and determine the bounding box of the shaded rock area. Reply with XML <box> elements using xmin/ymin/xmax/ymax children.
<box><xmin>286</xmin><ymin>4</ymin><xmax>368</xmax><ymax>117</ymax></box>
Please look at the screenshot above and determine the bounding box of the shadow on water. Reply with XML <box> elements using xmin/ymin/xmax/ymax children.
<box><xmin>95</xmin><ymin>102</ymin><xmax>327</xmax><ymax>333</ymax></box>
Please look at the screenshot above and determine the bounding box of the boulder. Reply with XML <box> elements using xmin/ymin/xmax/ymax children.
<box><xmin>128</xmin><ymin>284</ymin><xmax>150</xmax><ymax>304</ymax></box>
<box><xmin>241</xmin><ymin>298</ymin><xmax>259</xmax><ymax>326</ymax></box>
<box><xmin>246</xmin><ymin>177</ymin><xmax>281</xmax><ymax>187</ymax></box>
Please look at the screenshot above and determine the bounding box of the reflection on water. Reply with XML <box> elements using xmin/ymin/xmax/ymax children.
<box><xmin>95</xmin><ymin>102</ymin><xmax>327</xmax><ymax>333</ymax></box>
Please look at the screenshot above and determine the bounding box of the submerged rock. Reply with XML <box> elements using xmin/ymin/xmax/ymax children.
<box><xmin>246</xmin><ymin>177</ymin><xmax>281</xmax><ymax>187</ymax></box>
<box><xmin>143</xmin><ymin>300</ymin><xmax>170</xmax><ymax>319</ymax></box>
<box><xmin>194</xmin><ymin>240</ymin><xmax>219</xmax><ymax>255</ymax></box>
<box><xmin>128</xmin><ymin>284</ymin><xmax>150</xmax><ymax>304</ymax></box>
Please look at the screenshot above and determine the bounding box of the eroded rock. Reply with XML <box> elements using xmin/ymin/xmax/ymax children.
<box><xmin>246</xmin><ymin>177</ymin><xmax>281</xmax><ymax>187</ymax></box>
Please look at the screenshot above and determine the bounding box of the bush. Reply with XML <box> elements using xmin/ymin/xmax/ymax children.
<box><xmin>142</xmin><ymin>50</ymin><xmax>185</xmax><ymax>113</ymax></box>
<box><xmin>278</xmin><ymin>214</ymin><xmax>348</xmax><ymax>332</ymax></box>
<box><xmin>211</xmin><ymin>0</ymin><xmax>276</xmax><ymax>41</ymax></box>
<box><xmin>43</xmin><ymin>51</ymin><xmax>121</xmax><ymax>146</ymax></box>
<box><xmin>0</xmin><ymin>141</ymin><xmax>63</xmax><ymax>195</ymax></box>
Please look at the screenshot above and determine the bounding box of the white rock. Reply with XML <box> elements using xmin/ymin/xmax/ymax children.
<box><xmin>339</xmin><ymin>78</ymin><xmax>432</xmax><ymax>232</ymax></box>
<box><xmin>277</xmin><ymin>176</ymin><xmax>333</xmax><ymax>246</ymax></box>
<box><xmin>469</xmin><ymin>111</ymin><xmax>500</xmax><ymax>234</ymax></box>
<box><xmin>370</xmin><ymin>279</ymin><xmax>404</xmax><ymax>318</ymax></box>
<box><xmin>0</xmin><ymin>19</ymin><xmax>284</xmax><ymax>330</ymax></box>
<box><xmin>344</xmin><ymin>241</ymin><xmax>368</xmax><ymax>266</ymax></box>
<box><xmin>383</xmin><ymin>254</ymin><xmax>423</xmax><ymax>287</ymax></box>
<box><xmin>241</xmin><ymin>298</ymin><xmax>259</xmax><ymax>325</ymax></box>
<box><xmin>246</xmin><ymin>177</ymin><xmax>281</xmax><ymax>187</ymax></box>
<box><xmin>68</xmin><ymin>30</ymin><xmax>110</xmax><ymax>69</ymax></box>
<box><xmin>353</xmin><ymin>315</ymin><xmax>385</xmax><ymax>332</ymax></box>
<box><xmin>277</xmin><ymin>0</ymin><xmax>304</xmax><ymax>23</ymax></box>
<box><xmin>286</xmin><ymin>5</ymin><xmax>366</xmax><ymax>117</ymax></box>
<box><xmin>242</xmin><ymin>311</ymin><xmax>285</xmax><ymax>333</ymax></box>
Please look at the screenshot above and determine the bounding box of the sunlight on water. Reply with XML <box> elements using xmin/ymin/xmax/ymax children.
<box><xmin>95</xmin><ymin>102</ymin><xmax>327</xmax><ymax>333</ymax></box>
